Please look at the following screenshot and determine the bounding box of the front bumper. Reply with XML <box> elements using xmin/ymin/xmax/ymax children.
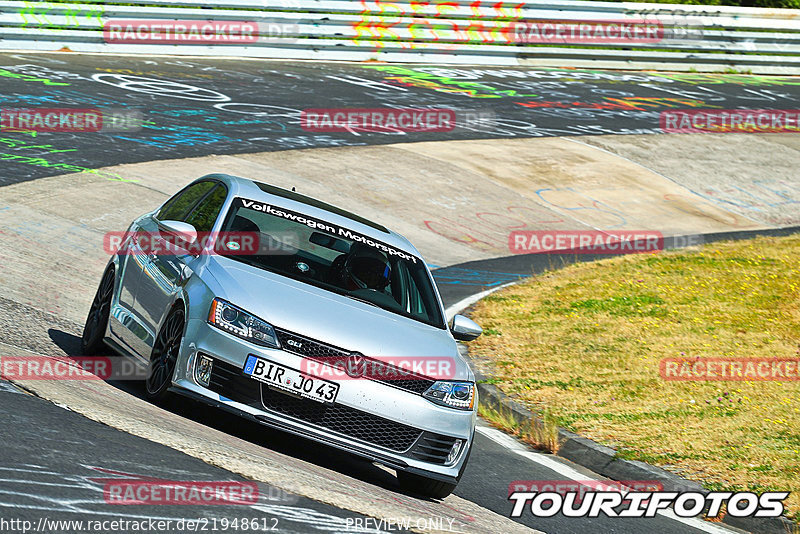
<box><xmin>172</xmin><ymin>318</ymin><xmax>476</xmax><ymax>483</ymax></box>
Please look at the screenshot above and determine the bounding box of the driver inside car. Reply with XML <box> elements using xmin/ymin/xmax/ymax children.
<box><xmin>342</xmin><ymin>244</ymin><xmax>392</xmax><ymax>292</ymax></box>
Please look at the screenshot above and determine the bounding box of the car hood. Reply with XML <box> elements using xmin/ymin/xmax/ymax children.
<box><xmin>203</xmin><ymin>256</ymin><xmax>472</xmax><ymax>381</ymax></box>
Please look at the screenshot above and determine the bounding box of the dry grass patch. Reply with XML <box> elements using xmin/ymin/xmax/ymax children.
<box><xmin>469</xmin><ymin>234</ymin><xmax>800</xmax><ymax>520</ymax></box>
<box><xmin>478</xmin><ymin>403</ymin><xmax>562</xmax><ymax>453</ymax></box>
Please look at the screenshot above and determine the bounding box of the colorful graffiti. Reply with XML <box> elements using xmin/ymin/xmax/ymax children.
<box><xmin>2</xmin><ymin>53</ymin><xmax>798</xmax><ymax>189</ymax></box>
<box><xmin>18</xmin><ymin>1</ymin><xmax>105</xmax><ymax>31</ymax></box>
<box><xmin>0</xmin><ymin>68</ymin><xmax>70</xmax><ymax>86</ymax></box>
<box><xmin>0</xmin><ymin>152</ymin><xmax>134</xmax><ymax>182</ymax></box>
<box><xmin>362</xmin><ymin>65</ymin><xmax>537</xmax><ymax>98</ymax></box>
<box><xmin>352</xmin><ymin>1</ymin><xmax>525</xmax><ymax>47</ymax></box>
<box><xmin>433</xmin><ymin>267</ymin><xmax>524</xmax><ymax>287</ymax></box>
<box><xmin>0</xmin><ymin>137</ymin><xmax>133</xmax><ymax>183</ymax></box>
<box><xmin>700</xmin><ymin>181</ymin><xmax>800</xmax><ymax>211</ymax></box>
<box><xmin>517</xmin><ymin>96</ymin><xmax>718</xmax><ymax>111</ymax></box>
<box><xmin>656</xmin><ymin>73</ymin><xmax>800</xmax><ymax>86</ymax></box>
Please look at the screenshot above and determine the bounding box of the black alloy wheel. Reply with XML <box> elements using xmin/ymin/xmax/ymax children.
<box><xmin>81</xmin><ymin>267</ymin><xmax>115</xmax><ymax>354</ymax></box>
<box><xmin>145</xmin><ymin>307</ymin><xmax>185</xmax><ymax>402</ymax></box>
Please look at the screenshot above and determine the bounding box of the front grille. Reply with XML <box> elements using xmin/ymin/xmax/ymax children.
<box><xmin>260</xmin><ymin>387</ymin><xmax>422</xmax><ymax>452</ymax></box>
<box><xmin>207</xmin><ymin>358</ymin><xmax>423</xmax><ymax>453</ymax></box>
<box><xmin>409</xmin><ymin>432</ymin><xmax>460</xmax><ymax>465</ymax></box>
<box><xmin>275</xmin><ymin>328</ymin><xmax>344</xmax><ymax>360</ymax></box>
<box><xmin>274</xmin><ymin>328</ymin><xmax>436</xmax><ymax>395</ymax></box>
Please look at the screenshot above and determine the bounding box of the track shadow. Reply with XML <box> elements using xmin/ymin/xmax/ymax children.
<box><xmin>47</xmin><ymin>328</ymin><xmax>433</xmax><ymax>500</ymax></box>
<box><xmin>48</xmin><ymin>328</ymin><xmax>82</xmax><ymax>356</ymax></box>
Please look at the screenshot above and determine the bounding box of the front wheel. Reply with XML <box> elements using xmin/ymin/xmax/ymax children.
<box><xmin>81</xmin><ymin>267</ymin><xmax>115</xmax><ymax>355</ymax></box>
<box><xmin>397</xmin><ymin>471</ymin><xmax>457</xmax><ymax>499</ymax></box>
<box><xmin>145</xmin><ymin>307</ymin><xmax>184</xmax><ymax>402</ymax></box>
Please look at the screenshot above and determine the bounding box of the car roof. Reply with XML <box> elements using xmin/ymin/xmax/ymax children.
<box><xmin>200</xmin><ymin>173</ymin><xmax>423</xmax><ymax>259</ymax></box>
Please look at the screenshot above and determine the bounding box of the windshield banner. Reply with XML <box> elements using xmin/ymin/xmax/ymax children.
<box><xmin>235</xmin><ymin>197</ymin><xmax>419</xmax><ymax>264</ymax></box>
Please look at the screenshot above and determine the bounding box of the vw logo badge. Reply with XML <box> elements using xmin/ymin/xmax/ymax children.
<box><xmin>345</xmin><ymin>352</ymin><xmax>366</xmax><ymax>378</ymax></box>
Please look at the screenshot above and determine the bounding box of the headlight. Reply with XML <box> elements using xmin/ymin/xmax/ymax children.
<box><xmin>423</xmin><ymin>381</ymin><xmax>475</xmax><ymax>410</ymax></box>
<box><xmin>208</xmin><ymin>298</ymin><xmax>279</xmax><ymax>349</ymax></box>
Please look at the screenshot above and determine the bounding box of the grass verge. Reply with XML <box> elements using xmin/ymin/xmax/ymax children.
<box><xmin>470</xmin><ymin>234</ymin><xmax>800</xmax><ymax>521</ymax></box>
<box><xmin>478</xmin><ymin>402</ymin><xmax>562</xmax><ymax>453</ymax></box>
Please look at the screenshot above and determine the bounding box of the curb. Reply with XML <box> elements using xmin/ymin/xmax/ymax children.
<box><xmin>447</xmin><ymin>228</ymin><xmax>800</xmax><ymax>533</ymax></box>
<box><xmin>476</xmin><ymin>382</ymin><xmax>792</xmax><ymax>534</ymax></box>
<box><xmin>473</xmin><ymin>376</ymin><xmax>794</xmax><ymax>534</ymax></box>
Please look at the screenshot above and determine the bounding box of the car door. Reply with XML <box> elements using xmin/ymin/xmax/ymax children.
<box><xmin>135</xmin><ymin>182</ymin><xmax>228</xmax><ymax>349</ymax></box>
<box><xmin>112</xmin><ymin>214</ymin><xmax>154</xmax><ymax>359</ymax></box>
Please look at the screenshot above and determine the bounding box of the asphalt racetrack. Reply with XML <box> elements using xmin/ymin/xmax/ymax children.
<box><xmin>1</xmin><ymin>51</ymin><xmax>799</xmax><ymax>534</ymax></box>
<box><xmin>3</xmin><ymin>52</ymin><xmax>800</xmax><ymax>186</ymax></box>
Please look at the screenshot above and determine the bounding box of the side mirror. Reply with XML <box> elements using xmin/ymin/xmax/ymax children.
<box><xmin>159</xmin><ymin>220</ymin><xmax>198</xmax><ymax>251</ymax></box>
<box><xmin>450</xmin><ymin>314</ymin><xmax>482</xmax><ymax>341</ymax></box>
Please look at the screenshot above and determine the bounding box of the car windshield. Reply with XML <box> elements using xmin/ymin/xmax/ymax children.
<box><xmin>218</xmin><ymin>197</ymin><xmax>445</xmax><ymax>329</ymax></box>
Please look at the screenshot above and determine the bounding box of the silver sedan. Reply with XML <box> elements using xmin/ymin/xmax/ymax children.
<box><xmin>81</xmin><ymin>173</ymin><xmax>482</xmax><ymax>498</ymax></box>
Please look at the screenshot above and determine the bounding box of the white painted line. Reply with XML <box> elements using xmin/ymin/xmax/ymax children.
<box><xmin>477</xmin><ymin>425</ymin><xmax>588</xmax><ymax>481</ymax></box>
<box><xmin>0</xmin><ymin>478</ymin><xmax>89</xmax><ymax>489</ymax></box>
<box><xmin>0</xmin><ymin>467</ymin><xmax>60</xmax><ymax>475</ymax></box>
<box><xmin>476</xmin><ymin>426</ymin><xmax>738</xmax><ymax>534</ymax></box>
<box><xmin>444</xmin><ymin>281</ymin><xmax>519</xmax><ymax>321</ymax></box>
<box><xmin>0</xmin><ymin>380</ymin><xmax>24</xmax><ymax>395</ymax></box>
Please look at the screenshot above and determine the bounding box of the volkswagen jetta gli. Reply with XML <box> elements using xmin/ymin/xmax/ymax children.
<box><xmin>81</xmin><ymin>174</ymin><xmax>482</xmax><ymax>498</ymax></box>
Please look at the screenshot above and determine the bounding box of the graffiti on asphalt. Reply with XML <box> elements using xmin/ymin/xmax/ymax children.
<box><xmin>0</xmin><ymin>137</ymin><xmax>133</xmax><ymax>183</ymax></box>
<box><xmin>1</xmin><ymin>54</ymin><xmax>798</xmax><ymax>186</ymax></box>
<box><xmin>433</xmin><ymin>267</ymin><xmax>525</xmax><ymax>287</ymax></box>
<box><xmin>0</xmin><ymin>68</ymin><xmax>70</xmax><ymax>86</ymax></box>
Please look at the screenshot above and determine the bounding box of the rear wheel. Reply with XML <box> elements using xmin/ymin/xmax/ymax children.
<box><xmin>81</xmin><ymin>266</ymin><xmax>115</xmax><ymax>355</ymax></box>
<box><xmin>145</xmin><ymin>307</ymin><xmax>184</xmax><ymax>402</ymax></box>
<box><xmin>397</xmin><ymin>471</ymin><xmax>457</xmax><ymax>499</ymax></box>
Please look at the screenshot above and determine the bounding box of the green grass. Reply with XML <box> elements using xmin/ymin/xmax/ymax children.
<box><xmin>470</xmin><ymin>234</ymin><xmax>800</xmax><ymax>520</ymax></box>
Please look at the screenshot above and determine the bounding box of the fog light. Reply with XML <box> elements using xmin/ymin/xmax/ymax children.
<box><xmin>446</xmin><ymin>439</ymin><xmax>463</xmax><ymax>465</ymax></box>
<box><xmin>195</xmin><ymin>354</ymin><xmax>213</xmax><ymax>387</ymax></box>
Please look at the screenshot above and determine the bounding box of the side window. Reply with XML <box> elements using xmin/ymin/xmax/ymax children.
<box><xmin>184</xmin><ymin>185</ymin><xmax>228</xmax><ymax>232</ymax></box>
<box><xmin>156</xmin><ymin>181</ymin><xmax>216</xmax><ymax>222</ymax></box>
<box><xmin>404</xmin><ymin>268</ymin><xmax>426</xmax><ymax>316</ymax></box>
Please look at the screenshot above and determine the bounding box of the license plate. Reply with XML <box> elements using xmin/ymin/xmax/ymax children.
<box><xmin>243</xmin><ymin>355</ymin><xmax>339</xmax><ymax>404</ymax></box>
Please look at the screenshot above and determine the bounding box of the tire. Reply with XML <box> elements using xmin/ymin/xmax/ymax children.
<box><xmin>145</xmin><ymin>306</ymin><xmax>185</xmax><ymax>402</ymax></box>
<box><xmin>81</xmin><ymin>266</ymin><xmax>115</xmax><ymax>355</ymax></box>
<box><xmin>397</xmin><ymin>471</ymin><xmax>457</xmax><ymax>499</ymax></box>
